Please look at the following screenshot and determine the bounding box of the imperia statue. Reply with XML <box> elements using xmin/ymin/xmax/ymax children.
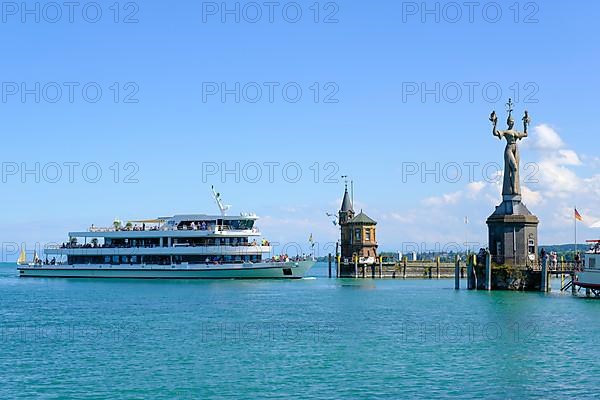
<box><xmin>490</xmin><ymin>98</ymin><xmax>531</xmax><ymax>197</ymax></box>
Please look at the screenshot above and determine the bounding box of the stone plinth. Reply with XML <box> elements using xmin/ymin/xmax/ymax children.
<box><xmin>473</xmin><ymin>264</ymin><xmax>543</xmax><ymax>291</ymax></box>
<box><xmin>487</xmin><ymin>195</ymin><xmax>539</xmax><ymax>267</ymax></box>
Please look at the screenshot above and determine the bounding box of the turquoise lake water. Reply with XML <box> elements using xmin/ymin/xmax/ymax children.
<box><xmin>1</xmin><ymin>262</ymin><xmax>599</xmax><ymax>399</ymax></box>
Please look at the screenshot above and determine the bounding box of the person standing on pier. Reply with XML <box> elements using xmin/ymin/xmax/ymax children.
<box><xmin>551</xmin><ymin>252</ymin><xmax>558</xmax><ymax>270</ymax></box>
<box><xmin>540</xmin><ymin>248</ymin><xmax>546</xmax><ymax>267</ymax></box>
<box><xmin>575</xmin><ymin>252</ymin><xmax>582</xmax><ymax>270</ymax></box>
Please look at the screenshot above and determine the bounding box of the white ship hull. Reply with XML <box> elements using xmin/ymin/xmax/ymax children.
<box><xmin>574</xmin><ymin>248</ymin><xmax>600</xmax><ymax>289</ymax></box>
<box><xmin>18</xmin><ymin>260</ymin><xmax>315</xmax><ymax>280</ymax></box>
<box><xmin>574</xmin><ymin>270</ymin><xmax>600</xmax><ymax>289</ymax></box>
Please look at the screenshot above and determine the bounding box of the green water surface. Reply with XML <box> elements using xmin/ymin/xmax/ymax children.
<box><xmin>1</xmin><ymin>262</ymin><xmax>598</xmax><ymax>399</ymax></box>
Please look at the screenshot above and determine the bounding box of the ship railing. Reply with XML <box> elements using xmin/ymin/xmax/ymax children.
<box><xmin>174</xmin><ymin>225</ymin><xmax>214</xmax><ymax>231</ymax></box>
<box><xmin>87</xmin><ymin>225</ymin><xmax>259</xmax><ymax>233</ymax></box>
<box><xmin>263</xmin><ymin>256</ymin><xmax>311</xmax><ymax>263</ymax></box>
<box><xmin>89</xmin><ymin>227</ymin><xmax>116</xmax><ymax>232</ymax></box>
<box><xmin>54</xmin><ymin>243</ymin><xmax>271</xmax><ymax>250</ymax></box>
<box><xmin>213</xmin><ymin>225</ymin><xmax>259</xmax><ymax>233</ymax></box>
<box><xmin>89</xmin><ymin>226</ymin><xmax>166</xmax><ymax>232</ymax></box>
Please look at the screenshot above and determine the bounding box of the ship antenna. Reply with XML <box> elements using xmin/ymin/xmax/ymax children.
<box><xmin>211</xmin><ymin>185</ymin><xmax>231</xmax><ymax>216</ymax></box>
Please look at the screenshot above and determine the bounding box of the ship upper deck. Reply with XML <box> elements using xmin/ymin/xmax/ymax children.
<box><xmin>585</xmin><ymin>240</ymin><xmax>600</xmax><ymax>254</ymax></box>
<box><xmin>71</xmin><ymin>213</ymin><xmax>261</xmax><ymax>238</ymax></box>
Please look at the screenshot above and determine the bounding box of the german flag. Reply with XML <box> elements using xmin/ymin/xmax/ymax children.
<box><xmin>575</xmin><ymin>208</ymin><xmax>584</xmax><ymax>222</ymax></box>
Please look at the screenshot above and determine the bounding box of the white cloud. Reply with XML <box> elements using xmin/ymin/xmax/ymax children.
<box><xmin>556</xmin><ymin>149</ymin><xmax>582</xmax><ymax>166</ymax></box>
<box><xmin>524</xmin><ymin>125</ymin><xmax>584</xmax><ymax>199</ymax></box>
<box><xmin>466</xmin><ymin>181</ymin><xmax>486</xmax><ymax>196</ymax></box>
<box><xmin>534</xmin><ymin>160</ymin><xmax>581</xmax><ymax>197</ymax></box>
<box><xmin>522</xmin><ymin>185</ymin><xmax>543</xmax><ymax>206</ymax></box>
<box><xmin>527</xmin><ymin>124</ymin><xmax>565</xmax><ymax>150</ymax></box>
<box><xmin>422</xmin><ymin>191</ymin><xmax>462</xmax><ymax>206</ymax></box>
<box><xmin>387</xmin><ymin>212</ymin><xmax>416</xmax><ymax>224</ymax></box>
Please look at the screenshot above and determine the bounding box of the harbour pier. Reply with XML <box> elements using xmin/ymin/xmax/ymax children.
<box><xmin>331</xmin><ymin>254</ymin><xmax>464</xmax><ymax>279</ymax></box>
<box><xmin>460</xmin><ymin>251</ymin><xmax>578</xmax><ymax>292</ymax></box>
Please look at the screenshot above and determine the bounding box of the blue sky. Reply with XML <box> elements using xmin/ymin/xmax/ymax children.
<box><xmin>1</xmin><ymin>1</ymin><xmax>598</xmax><ymax>259</ymax></box>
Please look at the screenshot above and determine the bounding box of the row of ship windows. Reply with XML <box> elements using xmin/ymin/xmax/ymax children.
<box><xmin>68</xmin><ymin>255</ymin><xmax>262</xmax><ymax>265</ymax></box>
<box><xmin>106</xmin><ymin>237</ymin><xmax>253</xmax><ymax>246</ymax></box>
<box><xmin>66</xmin><ymin>237</ymin><xmax>255</xmax><ymax>249</ymax></box>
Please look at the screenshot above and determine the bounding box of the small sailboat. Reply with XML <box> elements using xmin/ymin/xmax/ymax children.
<box><xmin>17</xmin><ymin>248</ymin><xmax>27</xmax><ymax>265</ymax></box>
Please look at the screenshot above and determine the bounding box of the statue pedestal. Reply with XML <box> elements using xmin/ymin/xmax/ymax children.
<box><xmin>487</xmin><ymin>195</ymin><xmax>539</xmax><ymax>267</ymax></box>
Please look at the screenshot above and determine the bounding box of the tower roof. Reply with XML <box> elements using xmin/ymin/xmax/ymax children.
<box><xmin>341</xmin><ymin>188</ymin><xmax>353</xmax><ymax>212</ymax></box>
<box><xmin>350</xmin><ymin>211</ymin><xmax>377</xmax><ymax>225</ymax></box>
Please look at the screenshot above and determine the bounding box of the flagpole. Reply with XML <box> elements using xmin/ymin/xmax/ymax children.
<box><xmin>465</xmin><ymin>216</ymin><xmax>468</xmax><ymax>257</ymax></box>
<box><xmin>575</xmin><ymin>205</ymin><xmax>578</xmax><ymax>258</ymax></box>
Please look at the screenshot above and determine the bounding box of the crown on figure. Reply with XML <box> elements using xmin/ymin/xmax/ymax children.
<box><xmin>506</xmin><ymin>98</ymin><xmax>515</xmax><ymax>125</ymax></box>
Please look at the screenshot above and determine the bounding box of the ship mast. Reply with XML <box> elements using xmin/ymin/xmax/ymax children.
<box><xmin>211</xmin><ymin>186</ymin><xmax>231</xmax><ymax>216</ymax></box>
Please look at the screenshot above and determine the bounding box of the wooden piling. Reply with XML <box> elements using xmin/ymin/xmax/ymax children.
<box><xmin>541</xmin><ymin>255</ymin><xmax>548</xmax><ymax>292</ymax></box>
<box><xmin>328</xmin><ymin>253</ymin><xmax>332</xmax><ymax>278</ymax></box>
<box><xmin>354</xmin><ymin>256</ymin><xmax>358</xmax><ymax>279</ymax></box>
<box><xmin>379</xmin><ymin>256</ymin><xmax>383</xmax><ymax>279</ymax></box>
<box><xmin>436</xmin><ymin>257</ymin><xmax>441</xmax><ymax>279</ymax></box>
<box><xmin>402</xmin><ymin>257</ymin><xmax>407</xmax><ymax>279</ymax></box>
<box><xmin>560</xmin><ymin>256</ymin><xmax>565</xmax><ymax>288</ymax></box>
<box><xmin>467</xmin><ymin>255</ymin><xmax>474</xmax><ymax>290</ymax></box>
<box><xmin>336</xmin><ymin>254</ymin><xmax>340</xmax><ymax>278</ymax></box>
<box><xmin>485</xmin><ymin>251</ymin><xmax>492</xmax><ymax>291</ymax></box>
<box><xmin>455</xmin><ymin>255</ymin><xmax>460</xmax><ymax>290</ymax></box>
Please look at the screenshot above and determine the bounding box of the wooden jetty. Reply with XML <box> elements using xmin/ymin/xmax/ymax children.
<box><xmin>329</xmin><ymin>254</ymin><xmax>461</xmax><ymax>279</ymax></box>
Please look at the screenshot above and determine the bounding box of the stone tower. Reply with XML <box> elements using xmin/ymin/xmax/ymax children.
<box><xmin>338</xmin><ymin>185</ymin><xmax>354</xmax><ymax>226</ymax></box>
<box><xmin>338</xmin><ymin>185</ymin><xmax>378</xmax><ymax>265</ymax></box>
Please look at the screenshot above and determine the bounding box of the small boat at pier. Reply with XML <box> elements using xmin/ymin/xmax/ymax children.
<box><xmin>573</xmin><ymin>240</ymin><xmax>600</xmax><ymax>291</ymax></box>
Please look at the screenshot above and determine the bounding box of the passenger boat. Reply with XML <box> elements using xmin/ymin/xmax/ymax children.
<box><xmin>573</xmin><ymin>240</ymin><xmax>600</xmax><ymax>290</ymax></box>
<box><xmin>17</xmin><ymin>188</ymin><xmax>315</xmax><ymax>279</ymax></box>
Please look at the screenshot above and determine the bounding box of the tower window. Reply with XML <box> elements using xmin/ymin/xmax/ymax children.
<box><xmin>355</xmin><ymin>229</ymin><xmax>361</xmax><ymax>241</ymax></box>
<box><xmin>365</xmin><ymin>229</ymin><xmax>371</xmax><ymax>241</ymax></box>
<box><xmin>528</xmin><ymin>239</ymin><xmax>535</xmax><ymax>255</ymax></box>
